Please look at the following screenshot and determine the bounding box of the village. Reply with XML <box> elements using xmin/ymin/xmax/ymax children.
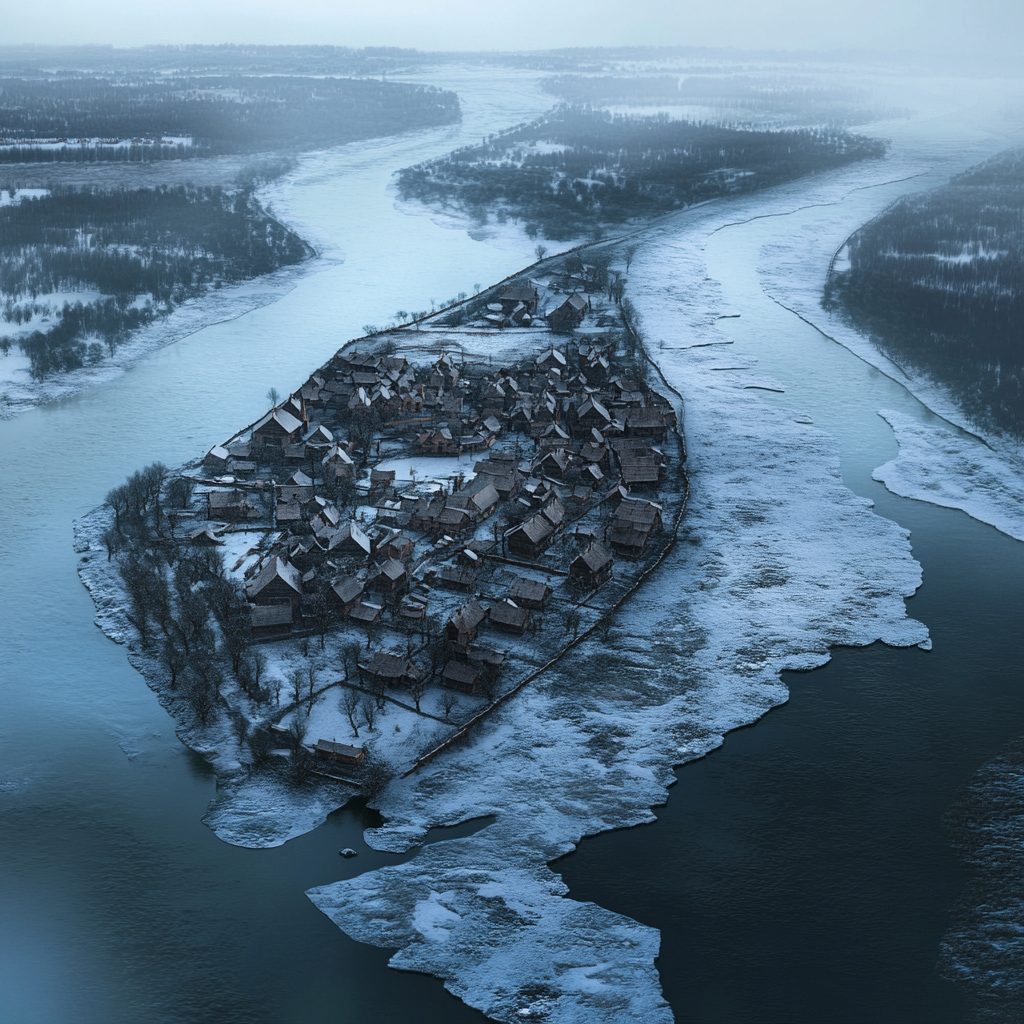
<box><xmin>147</xmin><ymin>258</ymin><xmax>688</xmax><ymax>785</ymax></box>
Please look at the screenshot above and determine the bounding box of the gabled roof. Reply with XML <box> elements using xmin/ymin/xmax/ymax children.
<box><xmin>326</xmin><ymin>522</ymin><xmax>371</xmax><ymax>555</ymax></box>
<box><xmin>332</xmin><ymin>576</ymin><xmax>364</xmax><ymax>604</ymax></box>
<box><xmin>471</xmin><ymin>483</ymin><xmax>500</xmax><ymax>513</ymax></box>
<box><xmin>488</xmin><ymin>600</ymin><xmax>530</xmax><ymax>630</ymax></box>
<box><xmin>375</xmin><ymin>558</ymin><xmax>407</xmax><ymax>582</ymax></box>
<box><xmin>577</xmin><ymin>396</ymin><xmax>611</xmax><ymax>423</ymax></box>
<box><xmin>253</xmin><ymin>407</ymin><xmax>304</xmax><ymax>437</ymax></box>
<box><xmin>508</xmin><ymin>577</ymin><xmax>550</xmax><ymax>604</ymax></box>
<box><xmin>574</xmin><ymin>542</ymin><xmax>613</xmax><ymax>574</ymax></box>
<box><xmin>322</xmin><ymin>444</ymin><xmax>354</xmax><ymax>465</ymax></box>
<box><xmin>288</xmin><ymin>470</ymin><xmax>313</xmax><ymax>486</ymax></box>
<box><xmin>246</xmin><ymin>556</ymin><xmax>302</xmax><ymax>599</ymax></box>
<box><xmin>448</xmin><ymin>602</ymin><xmax>488</xmax><ymax>635</ymax></box>
<box><xmin>303</xmin><ymin>423</ymin><xmax>334</xmax><ymax>444</ymax></box>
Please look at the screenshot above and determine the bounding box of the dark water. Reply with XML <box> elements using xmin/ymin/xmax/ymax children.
<box><xmin>559</xmin><ymin>492</ymin><xmax>1024</xmax><ymax>1023</ymax></box>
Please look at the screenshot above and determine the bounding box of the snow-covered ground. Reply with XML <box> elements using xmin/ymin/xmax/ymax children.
<box><xmin>872</xmin><ymin>410</ymin><xmax>1024</xmax><ymax>542</ymax></box>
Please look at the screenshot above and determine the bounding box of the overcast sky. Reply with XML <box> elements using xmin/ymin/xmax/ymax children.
<box><xmin>5</xmin><ymin>0</ymin><xmax>1023</xmax><ymax>60</ymax></box>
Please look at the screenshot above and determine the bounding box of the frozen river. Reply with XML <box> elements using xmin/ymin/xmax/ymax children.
<box><xmin>1</xmin><ymin>65</ymin><xmax>1021</xmax><ymax>1023</ymax></box>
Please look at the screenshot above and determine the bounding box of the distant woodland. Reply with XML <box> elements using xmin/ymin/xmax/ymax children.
<box><xmin>397</xmin><ymin>107</ymin><xmax>886</xmax><ymax>240</ymax></box>
<box><xmin>0</xmin><ymin>75</ymin><xmax>460</xmax><ymax>163</ymax></box>
<box><xmin>828</xmin><ymin>149</ymin><xmax>1024</xmax><ymax>437</ymax></box>
<box><xmin>542</xmin><ymin>74</ymin><xmax>897</xmax><ymax>125</ymax></box>
<box><xmin>0</xmin><ymin>185</ymin><xmax>311</xmax><ymax>377</ymax></box>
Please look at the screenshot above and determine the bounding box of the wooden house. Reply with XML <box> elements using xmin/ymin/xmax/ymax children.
<box><xmin>246</xmin><ymin>556</ymin><xmax>303</xmax><ymax>611</ymax></box>
<box><xmin>570</xmin><ymin>542</ymin><xmax>614</xmax><ymax>589</ymax></box>
<box><xmin>252</xmin><ymin>407</ymin><xmax>304</xmax><ymax>447</ymax></box>
<box><xmin>508</xmin><ymin>576</ymin><xmax>551</xmax><ymax>610</ymax></box>
<box><xmin>204</xmin><ymin>444</ymin><xmax>230</xmax><ymax>472</ymax></box>
<box><xmin>314</xmin><ymin>740</ymin><xmax>365</xmax><ymax>765</ymax></box>
<box><xmin>325</xmin><ymin>522</ymin><xmax>372</xmax><ymax>559</ymax></box>
<box><xmin>469</xmin><ymin>483</ymin><xmax>500</xmax><ymax>519</ymax></box>
<box><xmin>331</xmin><ymin>575</ymin><xmax>365</xmax><ymax>611</ymax></box>
<box><xmin>367</xmin><ymin>558</ymin><xmax>409</xmax><ymax>595</ymax></box>
<box><xmin>546</xmin><ymin>293</ymin><xmax>587</xmax><ymax>333</ymax></box>
<box><xmin>360</xmin><ymin>652</ymin><xmax>424</xmax><ymax>689</ymax></box>
<box><xmin>442</xmin><ymin>660</ymin><xmax>480</xmax><ymax>694</ymax></box>
<box><xmin>278</xmin><ymin>470</ymin><xmax>314</xmax><ymax>504</ymax></box>
<box><xmin>250</xmin><ymin>603</ymin><xmax>293</xmax><ymax>638</ymax></box>
<box><xmin>444</xmin><ymin>602</ymin><xmax>488</xmax><ymax>650</ymax></box>
<box><xmin>348</xmin><ymin>600</ymin><xmax>383</xmax><ymax>625</ymax></box>
<box><xmin>505</xmin><ymin>513</ymin><xmax>555</xmax><ymax>560</ymax></box>
<box><xmin>575</xmin><ymin>396</ymin><xmax>612</xmax><ymax>432</ymax></box>
<box><xmin>499</xmin><ymin>280</ymin><xmax>539</xmax><ymax>315</ymax></box>
<box><xmin>377</xmin><ymin>533</ymin><xmax>414</xmax><ymax>561</ymax></box>
<box><xmin>437</xmin><ymin>565</ymin><xmax>476</xmax><ymax>592</ymax></box>
<box><xmin>625</xmin><ymin>407</ymin><xmax>669</xmax><ymax>439</ymax></box>
<box><xmin>487</xmin><ymin>600</ymin><xmax>530</xmax><ymax>635</ymax></box>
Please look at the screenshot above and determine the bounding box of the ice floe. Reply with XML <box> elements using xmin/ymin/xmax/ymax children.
<box><xmin>873</xmin><ymin>410</ymin><xmax>1023</xmax><ymax>542</ymax></box>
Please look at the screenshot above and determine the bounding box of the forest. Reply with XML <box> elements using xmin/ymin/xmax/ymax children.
<box><xmin>397</xmin><ymin>107</ymin><xmax>886</xmax><ymax>240</ymax></box>
<box><xmin>0</xmin><ymin>74</ymin><xmax>460</xmax><ymax>163</ymax></box>
<box><xmin>541</xmin><ymin>74</ymin><xmax>898</xmax><ymax>125</ymax></box>
<box><xmin>0</xmin><ymin>184</ymin><xmax>312</xmax><ymax>377</ymax></box>
<box><xmin>827</xmin><ymin>149</ymin><xmax>1023</xmax><ymax>437</ymax></box>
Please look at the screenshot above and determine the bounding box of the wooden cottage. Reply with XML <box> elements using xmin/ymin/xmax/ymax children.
<box><xmin>505</xmin><ymin>513</ymin><xmax>555</xmax><ymax>560</ymax></box>
<box><xmin>546</xmin><ymin>293</ymin><xmax>587</xmax><ymax>333</ymax></box>
<box><xmin>368</xmin><ymin>558</ymin><xmax>409</xmax><ymax>595</ymax></box>
<box><xmin>444</xmin><ymin>602</ymin><xmax>489</xmax><ymax>650</ymax></box>
<box><xmin>442</xmin><ymin>660</ymin><xmax>480</xmax><ymax>694</ymax></box>
<box><xmin>487</xmin><ymin>600</ymin><xmax>530</xmax><ymax>635</ymax></box>
<box><xmin>508</xmin><ymin>576</ymin><xmax>551</xmax><ymax>610</ymax></box>
<box><xmin>325</xmin><ymin>522</ymin><xmax>372</xmax><ymax>559</ymax></box>
<box><xmin>252</xmin><ymin>407</ymin><xmax>304</xmax><ymax>447</ymax></box>
<box><xmin>314</xmin><ymin>740</ymin><xmax>365</xmax><ymax>765</ymax></box>
<box><xmin>499</xmin><ymin>280</ymin><xmax>539</xmax><ymax>315</ymax></box>
<box><xmin>246</xmin><ymin>556</ymin><xmax>303</xmax><ymax>612</ymax></box>
<box><xmin>570</xmin><ymin>542</ymin><xmax>614</xmax><ymax>589</ymax></box>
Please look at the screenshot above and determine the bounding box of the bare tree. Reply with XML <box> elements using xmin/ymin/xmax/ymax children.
<box><xmin>534</xmin><ymin>244</ymin><xmax>548</xmax><ymax>262</ymax></box>
<box><xmin>361</xmin><ymin>696</ymin><xmax>377</xmax><ymax>731</ymax></box>
<box><xmin>289</xmin><ymin>667</ymin><xmax>305</xmax><ymax>707</ymax></box>
<box><xmin>624</xmin><ymin>243</ymin><xmax>639</xmax><ymax>273</ymax></box>
<box><xmin>440</xmin><ymin>689</ymin><xmax>457</xmax><ymax>721</ymax></box>
<box><xmin>266</xmin><ymin>387</ymin><xmax>280</xmax><ymax>407</ymax></box>
<box><xmin>305</xmin><ymin>662</ymin><xmax>318</xmax><ymax>715</ymax></box>
<box><xmin>342</xmin><ymin>642</ymin><xmax>361</xmax><ymax>683</ymax></box>
<box><xmin>306</xmin><ymin>590</ymin><xmax>336</xmax><ymax>650</ymax></box>
<box><xmin>408</xmin><ymin>672</ymin><xmax>428</xmax><ymax>713</ymax></box>
<box><xmin>341</xmin><ymin>687</ymin><xmax>361</xmax><ymax>737</ymax></box>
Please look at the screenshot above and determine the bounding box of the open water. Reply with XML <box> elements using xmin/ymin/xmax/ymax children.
<box><xmin>559</xmin><ymin>202</ymin><xmax>1024</xmax><ymax>1023</ymax></box>
<box><xmin>1</xmin><ymin>66</ymin><xmax>1021</xmax><ymax>1023</ymax></box>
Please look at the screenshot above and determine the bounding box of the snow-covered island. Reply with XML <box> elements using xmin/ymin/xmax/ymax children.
<box><xmin>77</xmin><ymin>237</ymin><xmax>931</xmax><ymax>1021</ymax></box>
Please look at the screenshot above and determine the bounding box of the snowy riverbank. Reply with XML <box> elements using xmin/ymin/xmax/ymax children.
<box><xmin>0</xmin><ymin>258</ymin><xmax>325</xmax><ymax>421</ymax></box>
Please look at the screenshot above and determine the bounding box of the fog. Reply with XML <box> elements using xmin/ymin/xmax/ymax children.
<box><xmin>5</xmin><ymin>0</ymin><xmax>1023</xmax><ymax>63</ymax></box>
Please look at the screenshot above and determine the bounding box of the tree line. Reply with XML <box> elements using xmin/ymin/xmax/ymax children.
<box><xmin>826</xmin><ymin>148</ymin><xmax>1023</xmax><ymax>437</ymax></box>
<box><xmin>0</xmin><ymin>184</ymin><xmax>312</xmax><ymax>377</ymax></box>
<box><xmin>0</xmin><ymin>74</ymin><xmax>461</xmax><ymax>163</ymax></box>
<box><xmin>397</xmin><ymin>107</ymin><xmax>887</xmax><ymax>241</ymax></box>
<box><xmin>540</xmin><ymin>75</ymin><xmax>893</xmax><ymax>125</ymax></box>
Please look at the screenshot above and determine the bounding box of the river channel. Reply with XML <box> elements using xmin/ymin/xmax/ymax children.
<box><xmin>1</xmin><ymin>67</ymin><xmax>1020</xmax><ymax>1024</ymax></box>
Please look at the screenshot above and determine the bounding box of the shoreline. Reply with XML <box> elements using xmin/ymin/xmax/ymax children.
<box><xmin>0</xmin><ymin>255</ymin><xmax>333</xmax><ymax>421</ymax></box>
